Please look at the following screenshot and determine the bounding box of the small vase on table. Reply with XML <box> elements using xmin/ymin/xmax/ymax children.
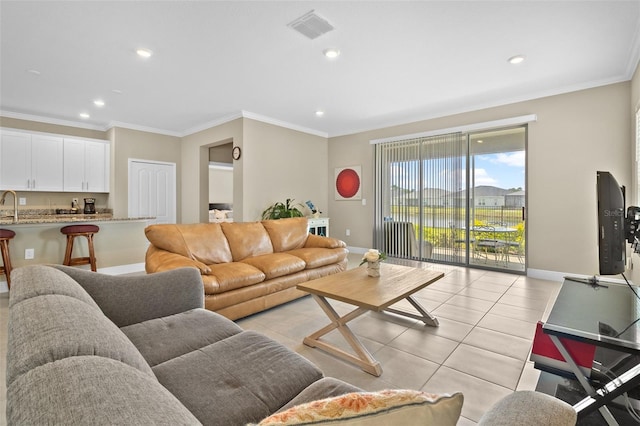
<box><xmin>367</xmin><ymin>260</ymin><xmax>380</xmax><ymax>277</ymax></box>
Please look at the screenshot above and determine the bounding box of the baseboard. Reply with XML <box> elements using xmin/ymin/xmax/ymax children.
<box><xmin>97</xmin><ymin>263</ymin><xmax>146</xmax><ymax>276</ymax></box>
<box><xmin>347</xmin><ymin>246</ymin><xmax>368</xmax><ymax>255</ymax></box>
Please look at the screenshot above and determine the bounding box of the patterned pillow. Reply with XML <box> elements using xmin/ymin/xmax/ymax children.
<box><xmin>256</xmin><ymin>389</ymin><xmax>463</xmax><ymax>425</ymax></box>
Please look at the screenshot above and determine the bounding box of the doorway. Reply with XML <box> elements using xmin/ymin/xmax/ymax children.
<box><xmin>374</xmin><ymin>126</ymin><xmax>526</xmax><ymax>273</ymax></box>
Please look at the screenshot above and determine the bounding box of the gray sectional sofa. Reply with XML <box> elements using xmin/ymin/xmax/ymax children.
<box><xmin>5</xmin><ymin>265</ymin><xmax>360</xmax><ymax>425</ymax></box>
<box><xmin>5</xmin><ymin>264</ymin><xmax>577</xmax><ymax>425</ymax></box>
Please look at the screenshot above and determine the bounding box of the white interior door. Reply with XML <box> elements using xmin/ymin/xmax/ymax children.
<box><xmin>129</xmin><ymin>159</ymin><xmax>176</xmax><ymax>224</ymax></box>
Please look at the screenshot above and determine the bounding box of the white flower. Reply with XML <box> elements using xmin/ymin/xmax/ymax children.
<box><xmin>363</xmin><ymin>249</ymin><xmax>381</xmax><ymax>262</ymax></box>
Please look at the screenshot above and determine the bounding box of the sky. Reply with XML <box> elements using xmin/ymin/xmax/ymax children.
<box><xmin>473</xmin><ymin>151</ymin><xmax>525</xmax><ymax>190</ymax></box>
<box><xmin>390</xmin><ymin>150</ymin><xmax>526</xmax><ymax>191</ymax></box>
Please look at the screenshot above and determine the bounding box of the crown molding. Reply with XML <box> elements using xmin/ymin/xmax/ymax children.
<box><xmin>106</xmin><ymin>121</ymin><xmax>183</xmax><ymax>137</ymax></box>
<box><xmin>0</xmin><ymin>110</ymin><xmax>106</xmax><ymax>131</ymax></box>
<box><xmin>181</xmin><ymin>112</ymin><xmax>245</xmax><ymax>136</ymax></box>
<box><xmin>239</xmin><ymin>110</ymin><xmax>328</xmax><ymax>138</ymax></box>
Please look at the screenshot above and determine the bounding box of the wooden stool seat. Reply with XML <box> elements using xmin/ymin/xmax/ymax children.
<box><xmin>0</xmin><ymin>229</ymin><xmax>16</xmax><ymax>289</ymax></box>
<box><xmin>61</xmin><ymin>224</ymin><xmax>99</xmax><ymax>272</ymax></box>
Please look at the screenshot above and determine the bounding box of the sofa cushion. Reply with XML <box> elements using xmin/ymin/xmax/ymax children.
<box><xmin>241</xmin><ymin>253</ymin><xmax>306</xmax><ymax>280</ymax></box>
<box><xmin>222</xmin><ymin>221</ymin><xmax>274</xmax><ymax>261</ymax></box>
<box><xmin>287</xmin><ymin>247</ymin><xmax>349</xmax><ymax>269</ymax></box>
<box><xmin>7</xmin><ymin>356</ymin><xmax>201</xmax><ymax>426</ymax></box>
<box><xmin>146</xmin><ymin>223</ymin><xmax>233</xmax><ymax>264</ymax></box>
<box><xmin>7</xmin><ymin>294</ymin><xmax>154</xmax><ymax>386</ymax></box>
<box><xmin>54</xmin><ymin>265</ymin><xmax>205</xmax><ymax>327</ymax></box>
<box><xmin>277</xmin><ymin>377</ymin><xmax>364</xmax><ymax>413</ymax></box>
<box><xmin>207</xmin><ymin>262</ymin><xmax>266</xmax><ymax>293</ymax></box>
<box><xmin>121</xmin><ymin>308</ymin><xmax>243</xmax><ymax>367</ymax></box>
<box><xmin>477</xmin><ymin>390</ymin><xmax>577</xmax><ymax>426</ymax></box>
<box><xmin>261</xmin><ymin>217</ymin><xmax>309</xmax><ymax>252</ymax></box>
<box><xmin>153</xmin><ymin>330</ymin><xmax>323</xmax><ymax>425</ymax></box>
<box><xmin>9</xmin><ymin>265</ymin><xmax>100</xmax><ymax>310</ymax></box>
<box><xmin>257</xmin><ymin>390</ymin><xmax>463</xmax><ymax>426</ymax></box>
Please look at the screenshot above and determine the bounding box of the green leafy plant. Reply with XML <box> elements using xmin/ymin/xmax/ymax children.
<box><xmin>261</xmin><ymin>198</ymin><xmax>304</xmax><ymax>220</ymax></box>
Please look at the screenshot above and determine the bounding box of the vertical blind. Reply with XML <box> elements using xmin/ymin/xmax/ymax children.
<box><xmin>374</xmin><ymin>132</ymin><xmax>466</xmax><ymax>262</ymax></box>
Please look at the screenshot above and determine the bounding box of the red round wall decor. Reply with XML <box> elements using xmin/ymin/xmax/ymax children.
<box><xmin>336</xmin><ymin>168</ymin><xmax>361</xmax><ymax>198</ymax></box>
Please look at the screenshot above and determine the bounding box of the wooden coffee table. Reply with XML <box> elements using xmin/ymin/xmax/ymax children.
<box><xmin>297</xmin><ymin>263</ymin><xmax>444</xmax><ymax>376</ymax></box>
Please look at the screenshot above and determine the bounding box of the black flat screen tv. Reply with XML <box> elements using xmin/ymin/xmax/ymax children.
<box><xmin>597</xmin><ymin>171</ymin><xmax>626</xmax><ymax>275</ymax></box>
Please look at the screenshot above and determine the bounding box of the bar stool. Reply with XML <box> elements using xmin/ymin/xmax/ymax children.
<box><xmin>60</xmin><ymin>224</ymin><xmax>99</xmax><ymax>272</ymax></box>
<box><xmin>0</xmin><ymin>229</ymin><xmax>15</xmax><ymax>289</ymax></box>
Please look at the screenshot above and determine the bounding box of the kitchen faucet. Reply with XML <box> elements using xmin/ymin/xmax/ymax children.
<box><xmin>0</xmin><ymin>190</ymin><xmax>18</xmax><ymax>223</ymax></box>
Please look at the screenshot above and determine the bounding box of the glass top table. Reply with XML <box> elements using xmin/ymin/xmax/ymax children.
<box><xmin>544</xmin><ymin>278</ymin><xmax>640</xmax><ymax>354</ymax></box>
<box><xmin>541</xmin><ymin>277</ymin><xmax>640</xmax><ymax>425</ymax></box>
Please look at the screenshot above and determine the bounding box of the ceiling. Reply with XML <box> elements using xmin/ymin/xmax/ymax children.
<box><xmin>1</xmin><ymin>1</ymin><xmax>639</xmax><ymax>138</ymax></box>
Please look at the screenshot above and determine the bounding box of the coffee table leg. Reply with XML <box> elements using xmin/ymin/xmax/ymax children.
<box><xmin>384</xmin><ymin>296</ymin><xmax>439</xmax><ymax>326</ymax></box>
<box><xmin>303</xmin><ymin>294</ymin><xmax>383</xmax><ymax>376</ymax></box>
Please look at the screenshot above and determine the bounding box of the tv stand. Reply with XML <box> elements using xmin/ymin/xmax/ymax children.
<box><xmin>536</xmin><ymin>278</ymin><xmax>640</xmax><ymax>424</ymax></box>
<box><xmin>563</xmin><ymin>275</ymin><xmax>609</xmax><ymax>288</ymax></box>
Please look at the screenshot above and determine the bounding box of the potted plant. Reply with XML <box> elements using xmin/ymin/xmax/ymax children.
<box><xmin>261</xmin><ymin>198</ymin><xmax>304</xmax><ymax>220</ymax></box>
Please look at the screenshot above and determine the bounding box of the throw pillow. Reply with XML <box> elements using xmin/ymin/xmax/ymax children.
<box><xmin>254</xmin><ymin>389</ymin><xmax>463</xmax><ymax>426</ymax></box>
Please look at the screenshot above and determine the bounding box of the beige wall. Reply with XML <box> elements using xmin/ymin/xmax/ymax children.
<box><xmin>209</xmin><ymin>167</ymin><xmax>233</xmax><ymax>204</ymax></box>
<box><xmin>328</xmin><ymin>82</ymin><xmax>632</xmax><ymax>277</ymax></box>
<box><xmin>241</xmin><ymin>119</ymin><xmax>328</xmax><ymax>221</ymax></box>
<box><xmin>109</xmin><ymin>127</ymin><xmax>182</xmax><ymax>219</ymax></box>
<box><xmin>0</xmin><ymin>116</ymin><xmax>107</xmax><ymax>140</ymax></box>
<box><xmin>181</xmin><ymin>118</ymin><xmax>328</xmax><ymax>223</ymax></box>
<box><xmin>181</xmin><ymin>118</ymin><xmax>243</xmax><ymax>223</ymax></box>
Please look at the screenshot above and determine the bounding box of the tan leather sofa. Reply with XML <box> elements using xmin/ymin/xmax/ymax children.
<box><xmin>145</xmin><ymin>217</ymin><xmax>348</xmax><ymax>319</ymax></box>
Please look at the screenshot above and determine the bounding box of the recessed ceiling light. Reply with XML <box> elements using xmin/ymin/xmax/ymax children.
<box><xmin>477</xmin><ymin>140</ymin><xmax>484</xmax><ymax>144</ymax></box>
<box><xmin>111</xmin><ymin>89</ymin><xmax>123</xmax><ymax>95</ymax></box>
<box><xmin>79</xmin><ymin>112</ymin><xmax>90</xmax><ymax>119</ymax></box>
<box><xmin>93</xmin><ymin>99</ymin><xmax>105</xmax><ymax>107</ymax></box>
<box><xmin>136</xmin><ymin>48</ymin><xmax>153</xmax><ymax>58</ymax></box>
<box><xmin>315</xmin><ymin>110</ymin><xmax>325</xmax><ymax>117</ymax></box>
<box><xmin>508</xmin><ymin>55</ymin><xmax>525</xmax><ymax>64</ymax></box>
<box><xmin>323</xmin><ymin>48</ymin><xmax>340</xmax><ymax>59</ymax></box>
<box><xmin>26</xmin><ymin>69</ymin><xmax>41</xmax><ymax>76</ymax></box>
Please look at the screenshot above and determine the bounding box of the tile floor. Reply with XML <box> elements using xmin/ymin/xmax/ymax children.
<box><xmin>0</xmin><ymin>255</ymin><xmax>562</xmax><ymax>425</ymax></box>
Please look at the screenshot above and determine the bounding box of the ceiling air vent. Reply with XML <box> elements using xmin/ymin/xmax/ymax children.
<box><xmin>288</xmin><ymin>10</ymin><xmax>334</xmax><ymax>40</ymax></box>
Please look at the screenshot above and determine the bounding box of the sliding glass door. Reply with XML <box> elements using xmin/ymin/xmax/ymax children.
<box><xmin>374</xmin><ymin>126</ymin><xmax>526</xmax><ymax>272</ymax></box>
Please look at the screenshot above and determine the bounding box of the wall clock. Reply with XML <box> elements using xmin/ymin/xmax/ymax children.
<box><xmin>232</xmin><ymin>146</ymin><xmax>242</xmax><ymax>160</ymax></box>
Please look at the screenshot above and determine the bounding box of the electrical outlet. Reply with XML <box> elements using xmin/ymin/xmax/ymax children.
<box><xmin>25</xmin><ymin>248</ymin><xmax>34</xmax><ymax>260</ymax></box>
<box><xmin>19</xmin><ymin>197</ymin><xmax>26</xmax><ymax>205</ymax></box>
<box><xmin>346</xmin><ymin>229</ymin><xmax>351</xmax><ymax>236</ymax></box>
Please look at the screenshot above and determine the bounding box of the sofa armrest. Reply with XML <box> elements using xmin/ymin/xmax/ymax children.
<box><xmin>146</xmin><ymin>245</ymin><xmax>212</xmax><ymax>274</ymax></box>
<box><xmin>304</xmin><ymin>234</ymin><xmax>347</xmax><ymax>249</ymax></box>
<box><xmin>53</xmin><ymin>265</ymin><xmax>205</xmax><ymax>327</ymax></box>
<box><xmin>477</xmin><ymin>391</ymin><xmax>576</xmax><ymax>426</ymax></box>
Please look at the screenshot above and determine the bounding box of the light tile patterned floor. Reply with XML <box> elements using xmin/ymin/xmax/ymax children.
<box><xmin>237</xmin><ymin>255</ymin><xmax>562</xmax><ymax>424</ymax></box>
<box><xmin>0</xmin><ymin>254</ymin><xmax>562</xmax><ymax>425</ymax></box>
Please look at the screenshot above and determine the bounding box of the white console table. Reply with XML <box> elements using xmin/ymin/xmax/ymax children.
<box><xmin>308</xmin><ymin>217</ymin><xmax>329</xmax><ymax>237</ymax></box>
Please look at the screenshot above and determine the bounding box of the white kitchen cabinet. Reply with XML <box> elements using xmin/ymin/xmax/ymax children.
<box><xmin>63</xmin><ymin>138</ymin><xmax>110</xmax><ymax>192</ymax></box>
<box><xmin>0</xmin><ymin>130</ymin><xmax>63</xmax><ymax>191</ymax></box>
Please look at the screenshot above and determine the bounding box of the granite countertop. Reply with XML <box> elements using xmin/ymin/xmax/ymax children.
<box><xmin>0</xmin><ymin>211</ymin><xmax>154</xmax><ymax>225</ymax></box>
